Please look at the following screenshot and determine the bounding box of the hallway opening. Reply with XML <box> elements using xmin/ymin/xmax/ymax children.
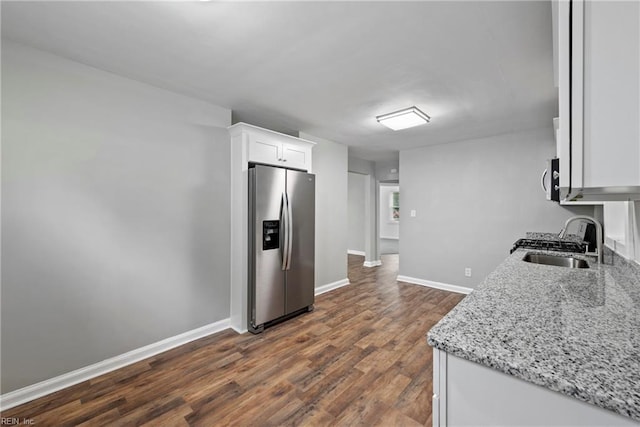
<box><xmin>379</xmin><ymin>183</ymin><xmax>399</xmax><ymax>255</ymax></box>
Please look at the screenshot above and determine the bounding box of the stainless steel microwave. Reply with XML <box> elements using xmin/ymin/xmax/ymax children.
<box><xmin>542</xmin><ymin>158</ymin><xmax>560</xmax><ymax>202</ymax></box>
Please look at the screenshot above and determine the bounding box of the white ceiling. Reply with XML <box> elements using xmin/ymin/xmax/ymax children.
<box><xmin>1</xmin><ymin>1</ymin><xmax>556</xmax><ymax>162</ymax></box>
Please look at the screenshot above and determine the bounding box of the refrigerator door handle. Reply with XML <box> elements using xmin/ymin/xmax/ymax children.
<box><xmin>280</xmin><ymin>192</ymin><xmax>289</xmax><ymax>271</ymax></box>
<box><xmin>286</xmin><ymin>191</ymin><xmax>293</xmax><ymax>270</ymax></box>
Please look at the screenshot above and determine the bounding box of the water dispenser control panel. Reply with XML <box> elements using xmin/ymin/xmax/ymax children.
<box><xmin>263</xmin><ymin>220</ymin><xmax>280</xmax><ymax>250</ymax></box>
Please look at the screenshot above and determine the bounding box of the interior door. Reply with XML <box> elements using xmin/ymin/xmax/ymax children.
<box><xmin>285</xmin><ymin>169</ymin><xmax>315</xmax><ymax>314</ymax></box>
<box><xmin>250</xmin><ymin>165</ymin><xmax>286</xmax><ymax>327</ymax></box>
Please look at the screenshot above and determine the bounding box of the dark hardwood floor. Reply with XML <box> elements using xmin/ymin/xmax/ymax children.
<box><xmin>2</xmin><ymin>254</ymin><xmax>465</xmax><ymax>426</ymax></box>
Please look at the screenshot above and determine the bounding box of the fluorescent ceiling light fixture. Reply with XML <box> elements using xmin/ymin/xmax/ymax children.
<box><xmin>376</xmin><ymin>106</ymin><xmax>430</xmax><ymax>131</ymax></box>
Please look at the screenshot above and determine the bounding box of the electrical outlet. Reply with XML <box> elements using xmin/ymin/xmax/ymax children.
<box><xmin>465</xmin><ymin>268</ymin><xmax>472</xmax><ymax>277</ymax></box>
<box><xmin>410</xmin><ymin>210</ymin><xmax>416</xmax><ymax>217</ymax></box>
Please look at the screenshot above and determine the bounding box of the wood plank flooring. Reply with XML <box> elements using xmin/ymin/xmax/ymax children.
<box><xmin>2</xmin><ymin>254</ymin><xmax>465</xmax><ymax>426</ymax></box>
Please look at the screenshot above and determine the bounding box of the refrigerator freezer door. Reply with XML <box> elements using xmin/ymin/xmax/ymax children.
<box><xmin>250</xmin><ymin>165</ymin><xmax>286</xmax><ymax>326</ymax></box>
<box><xmin>285</xmin><ymin>169</ymin><xmax>315</xmax><ymax>314</ymax></box>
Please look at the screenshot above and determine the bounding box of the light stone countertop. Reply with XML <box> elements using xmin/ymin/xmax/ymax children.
<box><xmin>427</xmin><ymin>243</ymin><xmax>640</xmax><ymax>422</ymax></box>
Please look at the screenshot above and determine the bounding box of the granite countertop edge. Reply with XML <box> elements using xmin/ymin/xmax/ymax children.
<box><xmin>427</xmin><ymin>237</ymin><xmax>640</xmax><ymax>422</ymax></box>
<box><xmin>426</xmin><ymin>334</ymin><xmax>630</xmax><ymax>420</ymax></box>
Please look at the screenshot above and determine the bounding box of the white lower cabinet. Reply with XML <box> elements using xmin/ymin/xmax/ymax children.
<box><xmin>432</xmin><ymin>348</ymin><xmax>639</xmax><ymax>426</ymax></box>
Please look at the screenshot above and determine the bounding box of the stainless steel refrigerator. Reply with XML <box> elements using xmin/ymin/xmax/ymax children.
<box><xmin>248</xmin><ymin>164</ymin><xmax>315</xmax><ymax>333</ymax></box>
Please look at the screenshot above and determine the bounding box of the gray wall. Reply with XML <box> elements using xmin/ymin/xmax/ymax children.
<box><xmin>399</xmin><ymin>128</ymin><xmax>594</xmax><ymax>289</ymax></box>
<box><xmin>348</xmin><ymin>172</ymin><xmax>366</xmax><ymax>252</ymax></box>
<box><xmin>1</xmin><ymin>42</ymin><xmax>232</xmax><ymax>393</ymax></box>
<box><xmin>300</xmin><ymin>132</ymin><xmax>349</xmax><ymax>287</ymax></box>
<box><xmin>348</xmin><ymin>156</ymin><xmax>375</xmax><ymax>176</ymax></box>
<box><xmin>375</xmin><ymin>158</ymin><xmax>400</xmax><ymax>182</ymax></box>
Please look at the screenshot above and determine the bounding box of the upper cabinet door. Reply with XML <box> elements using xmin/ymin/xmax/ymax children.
<box><xmin>554</xmin><ymin>0</ymin><xmax>572</xmax><ymax>197</ymax></box>
<box><xmin>248</xmin><ymin>135</ymin><xmax>282</xmax><ymax>166</ymax></box>
<box><xmin>555</xmin><ymin>0</ymin><xmax>640</xmax><ymax>202</ymax></box>
<box><xmin>281</xmin><ymin>142</ymin><xmax>311</xmax><ymax>171</ymax></box>
<box><xmin>582</xmin><ymin>0</ymin><xmax>640</xmax><ymax>189</ymax></box>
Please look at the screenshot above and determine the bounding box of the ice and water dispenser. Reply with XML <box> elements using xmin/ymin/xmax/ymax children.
<box><xmin>262</xmin><ymin>220</ymin><xmax>280</xmax><ymax>250</ymax></box>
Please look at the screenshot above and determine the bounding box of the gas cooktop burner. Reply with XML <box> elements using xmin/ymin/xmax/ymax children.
<box><xmin>510</xmin><ymin>238</ymin><xmax>586</xmax><ymax>254</ymax></box>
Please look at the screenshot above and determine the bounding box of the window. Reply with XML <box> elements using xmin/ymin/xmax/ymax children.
<box><xmin>390</xmin><ymin>191</ymin><xmax>399</xmax><ymax>222</ymax></box>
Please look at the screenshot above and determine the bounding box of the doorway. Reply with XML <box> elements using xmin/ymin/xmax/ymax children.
<box><xmin>347</xmin><ymin>172</ymin><xmax>367</xmax><ymax>257</ymax></box>
<box><xmin>379</xmin><ymin>183</ymin><xmax>399</xmax><ymax>255</ymax></box>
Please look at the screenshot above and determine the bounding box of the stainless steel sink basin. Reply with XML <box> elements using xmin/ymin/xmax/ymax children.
<box><xmin>522</xmin><ymin>253</ymin><xmax>589</xmax><ymax>269</ymax></box>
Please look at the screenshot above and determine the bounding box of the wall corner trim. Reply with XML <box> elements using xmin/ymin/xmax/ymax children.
<box><xmin>315</xmin><ymin>278</ymin><xmax>350</xmax><ymax>295</ymax></box>
<box><xmin>397</xmin><ymin>275</ymin><xmax>473</xmax><ymax>295</ymax></box>
<box><xmin>363</xmin><ymin>260</ymin><xmax>382</xmax><ymax>268</ymax></box>
<box><xmin>0</xmin><ymin>318</ymin><xmax>231</xmax><ymax>411</ymax></box>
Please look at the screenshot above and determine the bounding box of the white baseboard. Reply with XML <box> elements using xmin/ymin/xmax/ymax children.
<box><xmin>397</xmin><ymin>275</ymin><xmax>473</xmax><ymax>295</ymax></box>
<box><xmin>380</xmin><ymin>236</ymin><xmax>399</xmax><ymax>240</ymax></box>
<box><xmin>230</xmin><ymin>325</ymin><xmax>248</xmax><ymax>334</ymax></box>
<box><xmin>347</xmin><ymin>249</ymin><xmax>365</xmax><ymax>256</ymax></box>
<box><xmin>0</xmin><ymin>318</ymin><xmax>231</xmax><ymax>411</ymax></box>
<box><xmin>315</xmin><ymin>278</ymin><xmax>350</xmax><ymax>295</ymax></box>
<box><xmin>363</xmin><ymin>260</ymin><xmax>382</xmax><ymax>267</ymax></box>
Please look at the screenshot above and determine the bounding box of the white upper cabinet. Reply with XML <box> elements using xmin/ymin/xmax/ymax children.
<box><xmin>280</xmin><ymin>142</ymin><xmax>311</xmax><ymax>170</ymax></box>
<box><xmin>229</xmin><ymin>122</ymin><xmax>315</xmax><ymax>172</ymax></box>
<box><xmin>248</xmin><ymin>135</ymin><xmax>281</xmax><ymax>165</ymax></box>
<box><xmin>555</xmin><ymin>0</ymin><xmax>640</xmax><ymax>202</ymax></box>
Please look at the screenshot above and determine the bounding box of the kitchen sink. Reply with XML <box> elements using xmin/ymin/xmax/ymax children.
<box><xmin>522</xmin><ymin>253</ymin><xmax>590</xmax><ymax>269</ymax></box>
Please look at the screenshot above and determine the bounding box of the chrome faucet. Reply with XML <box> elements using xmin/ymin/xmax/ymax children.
<box><xmin>558</xmin><ymin>216</ymin><xmax>603</xmax><ymax>264</ymax></box>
